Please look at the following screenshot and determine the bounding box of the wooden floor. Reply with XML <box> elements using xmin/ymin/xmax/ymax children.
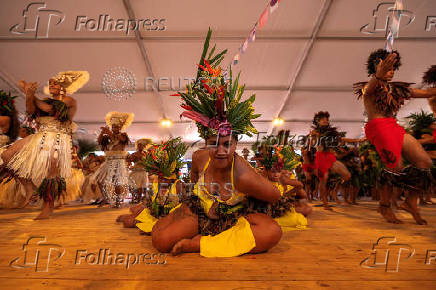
<box><xmin>0</xmin><ymin>200</ymin><xmax>435</xmax><ymax>290</ymax></box>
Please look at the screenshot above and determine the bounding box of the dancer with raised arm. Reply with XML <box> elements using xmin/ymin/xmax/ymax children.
<box><xmin>354</xmin><ymin>49</ymin><xmax>436</xmax><ymax>224</ymax></box>
<box><xmin>94</xmin><ymin>112</ymin><xmax>133</xmax><ymax>208</ymax></box>
<box><xmin>0</xmin><ymin>71</ymin><xmax>88</xmax><ymax>219</ymax></box>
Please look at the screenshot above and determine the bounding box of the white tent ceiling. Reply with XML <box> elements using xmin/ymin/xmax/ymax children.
<box><xmin>1</xmin><ymin>0</ymin><xmax>436</xmax><ymax>155</ymax></box>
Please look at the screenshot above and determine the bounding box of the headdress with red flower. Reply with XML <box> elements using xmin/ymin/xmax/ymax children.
<box><xmin>253</xmin><ymin>135</ymin><xmax>301</xmax><ymax>171</ymax></box>
<box><xmin>140</xmin><ymin>137</ymin><xmax>188</xmax><ymax>179</ymax></box>
<box><xmin>174</xmin><ymin>29</ymin><xmax>260</xmax><ymax>139</ymax></box>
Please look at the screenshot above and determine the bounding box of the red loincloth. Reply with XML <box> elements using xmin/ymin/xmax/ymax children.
<box><xmin>303</xmin><ymin>163</ymin><xmax>315</xmax><ymax>173</ymax></box>
<box><xmin>365</xmin><ymin>117</ymin><xmax>405</xmax><ymax>169</ymax></box>
<box><xmin>315</xmin><ymin>152</ymin><xmax>337</xmax><ymax>178</ymax></box>
<box><xmin>302</xmin><ymin>163</ymin><xmax>315</xmax><ymax>173</ymax></box>
<box><xmin>433</xmin><ymin>130</ymin><xmax>436</xmax><ymax>143</ymax></box>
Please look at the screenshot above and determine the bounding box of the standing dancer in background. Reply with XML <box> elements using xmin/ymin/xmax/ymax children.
<box><xmin>0</xmin><ymin>90</ymin><xmax>21</xmax><ymax>208</ymax></box>
<box><xmin>0</xmin><ymin>90</ymin><xmax>18</xmax><ymax>149</ymax></box>
<box><xmin>354</xmin><ymin>49</ymin><xmax>436</xmax><ymax>224</ymax></box>
<box><xmin>301</xmin><ymin>146</ymin><xmax>317</xmax><ymax>201</ymax></box>
<box><xmin>81</xmin><ymin>153</ymin><xmax>105</xmax><ymax>203</ymax></box>
<box><xmin>407</xmin><ymin>65</ymin><xmax>436</xmax><ymax>205</ymax></box>
<box><xmin>0</xmin><ymin>71</ymin><xmax>88</xmax><ymax>219</ymax></box>
<box><xmin>127</xmin><ymin>138</ymin><xmax>152</xmax><ymax>204</ymax></box>
<box><xmin>61</xmin><ymin>145</ymin><xmax>85</xmax><ymax>206</ymax></box>
<box><xmin>336</xmin><ymin>142</ymin><xmax>362</xmax><ymax>205</ymax></box>
<box><xmin>309</xmin><ymin>112</ymin><xmax>364</xmax><ymax>210</ymax></box>
<box><xmin>95</xmin><ymin>112</ymin><xmax>133</xmax><ymax>208</ymax></box>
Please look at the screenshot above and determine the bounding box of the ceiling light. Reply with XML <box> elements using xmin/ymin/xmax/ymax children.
<box><xmin>272</xmin><ymin>117</ymin><xmax>284</xmax><ymax>127</ymax></box>
<box><xmin>160</xmin><ymin>118</ymin><xmax>173</xmax><ymax>128</ymax></box>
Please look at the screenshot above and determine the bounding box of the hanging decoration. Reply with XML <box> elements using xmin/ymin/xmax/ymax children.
<box><xmin>224</xmin><ymin>0</ymin><xmax>282</xmax><ymax>75</ymax></box>
<box><xmin>385</xmin><ymin>0</ymin><xmax>404</xmax><ymax>52</ymax></box>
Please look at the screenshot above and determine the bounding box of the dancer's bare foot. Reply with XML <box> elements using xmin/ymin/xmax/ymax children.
<box><xmin>171</xmin><ymin>238</ymin><xmax>199</xmax><ymax>256</ymax></box>
<box><xmin>116</xmin><ymin>214</ymin><xmax>131</xmax><ymax>223</ymax></box>
<box><xmin>122</xmin><ymin>215</ymin><xmax>138</xmax><ymax>228</ymax></box>
<box><xmin>399</xmin><ymin>202</ymin><xmax>427</xmax><ymax>225</ymax></box>
<box><xmin>17</xmin><ymin>196</ymin><xmax>32</xmax><ymax>209</ymax></box>
<box><xmin>34</xmin><ymin>205</ymin><xmax>51</xmax><ymax>220</ymax></box>
<box><xmin>421</xmin><ymin>200</ymin><xmax>434</xmax><ymax>205</ymax></box>
<box><xmin>379</xmin><ymin>204</ymin><xmax>403</xmax><ymax>224</ymax></box>
<box><xmin>129</xmin><ymin>204</ymin><xmax>145</xmax><ymax>216</ymax></box>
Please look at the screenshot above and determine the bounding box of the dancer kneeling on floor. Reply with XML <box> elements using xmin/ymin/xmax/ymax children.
<box><xmin>150</xmin><ymin>29</ymin><xmax>282</xmax><ymax>257</ymax></box>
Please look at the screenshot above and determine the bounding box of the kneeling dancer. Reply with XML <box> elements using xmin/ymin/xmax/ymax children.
<box><xmin>151</xmin><ymin>29</ymin><xmax>282</xmax><ymax>257</ymax></box>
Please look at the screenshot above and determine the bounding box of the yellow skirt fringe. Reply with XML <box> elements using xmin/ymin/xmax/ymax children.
<box><xmin>274</xmin><ymin>208</ymin><xmax>308</xmax><ymax>231</ymax></box>
<box><xmin>200</xmin><ymin>217</ymin><xmax>256</xmax><ymax>258</ymax></box>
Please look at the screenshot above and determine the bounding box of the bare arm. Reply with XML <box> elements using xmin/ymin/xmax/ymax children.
<box><xmin>410</xmin><ymin>88</ymin><xmax>436</xmax><ymax>99</ymax></box>
<box><xmin>74</xmin><ymin>157</ymin><xmax>83</xmax><ymax>169</ymax></box>
<box><xmin>190</xmin><ymin>149</ymin><xmax>206</xmax><ymax>184</ymax></box>
<box><xmin>363</xmin><ymin>76</ymin><xmax>379</xmax><ymax>97</ymax></box>
<box><xmin>0</xmin><ymin>116</ymin><xmax>11</xmax><ymax>133</ymax></box>
<box><xmin>280</xmin><ymin>171</ymin><xmax>303</xmax><ymax>189</ymax></box>
<box><xmin>34</xmin><ymin>98</ymin><xmax>53</xmax><ymax>113</ymax></box>
<box><xmin>235</xmin><ymin>155</ymin><xmax>281</xmax><ymax>203</ymax></box>
<box><xmin>97</xmin><ymin>127</ymin><xmax>112</xmax><ymax>145</ymax></box>
<box><xmin>417</xmin><ymin>134</ymin><xmax>434</xmax><ymax>145</ymax></box>
<box><xmin>363</xmin><ymin>53</ymin><xmax>398</xmax><ymax>97</ymax></box>
<box><xmin>64</xmin><ymin>96</ymin><xmax>77</xmax><ymax>120</ymax></box>
<box><xmin>18</xmin><ymin>80</ymin><xmax>40</xmax><ymax>115</ymax></box>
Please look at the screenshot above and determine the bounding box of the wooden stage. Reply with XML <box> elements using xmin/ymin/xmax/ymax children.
<box><xmin>0</xmin><ymin>200</ymin><xmax>435</xmax><ymax>289</ymax></box>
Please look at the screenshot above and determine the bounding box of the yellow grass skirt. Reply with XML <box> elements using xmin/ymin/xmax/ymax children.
<box><xmin>200</xmin><ymin>217</ymin><xmax>256</xmax><ymax>258</ymax></box>
<box><xmin>274</xmin><ymin>208</ymin><xmax>308</xmax><ymax>231</ymax></box>
<box><xmin>135</xmin><ymin>208</ymin><xmax>158</xmax><ymax>233</ymax></box>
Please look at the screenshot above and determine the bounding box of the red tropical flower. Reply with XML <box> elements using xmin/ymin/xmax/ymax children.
<box><xmin>203</xmin><ymin>84</ymin><xmax>214</xmax><ymax>95</ymax></box>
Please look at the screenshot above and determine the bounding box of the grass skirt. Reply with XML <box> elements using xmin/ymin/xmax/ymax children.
<box><xmin>6</xmin><ymin>117</ymin><xmax>73</xmax><ymax>185</ymax></box>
